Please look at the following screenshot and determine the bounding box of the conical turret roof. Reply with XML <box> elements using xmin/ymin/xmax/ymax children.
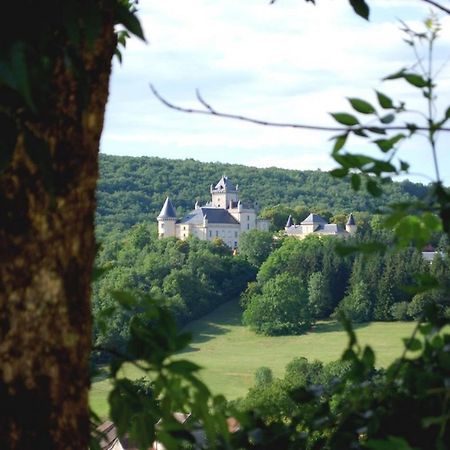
<box><xmin>346</xmin><ymin>213</ymin><xmax>356</xmax><ymax>226</ymax></box>
<box><xmin>286</xmin><ymin>215</ymin><xmax>293</xmax><ymax>227</ymax></box>
<box><xmin>158</xmin><ymin>197</ymin><xmax>177</xmax><ymax>219</ymax></box>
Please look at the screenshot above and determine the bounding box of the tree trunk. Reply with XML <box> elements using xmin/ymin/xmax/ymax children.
<box><xmin>0</xmin><ymin>8</ymin><xmax>116</xmax><ymax>450</ymax></box>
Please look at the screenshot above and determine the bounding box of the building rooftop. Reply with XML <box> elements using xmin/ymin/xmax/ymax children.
<box><xmin>301</xmin><ymin>213</ymin><xmax>328</xmax><ymax>225</ymax></box>
<box><xmin>179</xmin><ymin>207</ymin><xmax>240</xmax><ymax>225</ymax></box>
<box><xmin>213</xmin><ymin>175</ymin><xmax>236</xmax><ymax>192</ymax></box>
<box><xmin>346</xmin><ymin>213</ymin><xmax>356</xmax><ymax>226</ymax></box>
<box><xmin>157</xmin><ymin>197</ymin><xmax>177</xmax><ymax>219</ymax></box>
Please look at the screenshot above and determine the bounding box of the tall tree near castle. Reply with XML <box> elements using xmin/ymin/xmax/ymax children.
<box><xmin>0</xmin><ymin>2</ymin><xmax>143</xmax><ymax>449</ymax></box>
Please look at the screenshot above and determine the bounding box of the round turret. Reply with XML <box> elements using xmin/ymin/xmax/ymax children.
<box><xmin>345</xmin><ymin>213</ymin><xmax>357</xmax><ymax>234</ymax></box>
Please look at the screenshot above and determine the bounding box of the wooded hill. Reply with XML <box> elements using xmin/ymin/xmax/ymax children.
<box><xmin>97</xmin><ymin>154</ymin><xmax>428</xmax><ymax>233</ymax></box>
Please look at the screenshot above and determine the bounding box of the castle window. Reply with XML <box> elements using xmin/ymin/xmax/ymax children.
<box><xmin>183</xmin><ymin>226</ymin><xmax>186</xmax><ymax>230</ymax></box>
<box><xmin>215</xmin><ymin>230</ymin><xmax>219</xmax><ymax>237</ymax></box>
<box><xmin>247</xmin><ymin>215</ymin><xmax>250</xmax><ymax>221</ymax></box>
<box><xmin>234</xmin><ymin>241</ymin><xmax>238</xmax><ymax>247</ymax></box>
<box><xmin>234</xmin><ymin>231</ymin><xmax>238</xmax><ymax>238</ymax></box>
<box><xmin>161</xmin><ymin>223</ymin><xmax>164</xmax><ymax>228</ymax></box>
<box><xmin>209</xmin><ymin>230</ymin><xmax>212</xmax><ymax>237</ymax></box>
<box><xmin>247</xmin><ymin>224</ymin><xmax>250</xmax><ymax>230</ymax></box>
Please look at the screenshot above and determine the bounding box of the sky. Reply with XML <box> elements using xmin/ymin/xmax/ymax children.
<box><xmin>101</xmin><ymin>0</ymin><xmax>450</xmax><ymax>185</ymax></box>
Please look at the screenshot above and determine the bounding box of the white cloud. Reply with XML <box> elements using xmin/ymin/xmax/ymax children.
<box><xmin>102</xmin><ymin>0</ymin><xmax>450</xmax><ymax>184</ymax></box>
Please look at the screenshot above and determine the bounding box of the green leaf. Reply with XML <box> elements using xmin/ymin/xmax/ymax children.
<box><xmin>351</xmin><ymin>173</ymin><xmax>361</xmax><ymax>190</ymax></box>
<box><xmin>366</xmin><ymin>179</ymin><xmax>382</xmax><ymax>197</ymax></box>
<box><xmin>373</xmin><ymin>133</ymin><xmax>405</xmax><ymax>152</ymax></box>
<box><xmin>400</xmin><ymin>160</ymin><xmax>410</xmax><ymax>171</ymax></box>
<box><xmin>332</xmin><ymin>133</ymin><xmax>348</xmax><ymax>152</ymax></box>
<box><xmin>111</xmin><ymin>290</ymin><xmax>138</xmax><ymax>310</ymax></box>
<box><xmin>330</xmin><ymin>112</ymin><xmax>359</xmax><ymax>126</ymax></box>
<box><xmin>384</xmin><ymin>68</ymin><xmax>407</xmax><ymax>81</ymax></box>
<box><xmin>367</xmin><ymin>436</ymin><xmax>415</xmax><ymax>450</ymax></box>
<box><xmin>422</xmin><ymin>414</ymin><xmax>450</xmax><ymax>428</ymax></box>
<box><xmin>406</xmin><ymin>123</ymin><xmax>418</xmax><ymax>135</ymax></box>
<box><xmin>362</xmin><ymin>346</ymin><xmax>375</xmax><ymax>368</ymax></box>
<box><xmin>348</xmin><ymin>97</ymin><xmax>376</xmax><ymax>114</ymax></box>
<box><xmin>404</xmin><ymin>73</ymin><xmax>429</xmax><ymax>88</ymax></box>
<box><xmin>166</xmin><ymin>360</ymin><xmax>201</xmax><ymax>375</ymax></box>
<box><xmin>373</xmin><ymin>139</ymin><xmax>393</xmax><ymax>152</ymax></box>
<box><xmin>380</xmin><ymin>113</ymin><xmax>395</xmax><ymax>124</ymax></box>
<box><xmin>11</xmin><ymin>42</ymin><xmax>36</xmax><ymax>112</ymax></box>
<box><xmin>403</xmin><ymin>337</ymin><xmax>422</xmax><ymax>352</ymax></box>
<box><xmin>348</xmin><ymin>0</ymin><xmax>369</xmax><ymax>20</ymax></box>
<box><xmin>115</xmin><ymin>3</ymin><xmax>146</xmax><ymax>41</ymax></box>
<box><xmin>376</xmin><ymin>91</ymin><xmax>394</xmax><ymax>109</ymax></box>
<box><xmin>330</xmin><ymin>168</ymin><xmax>348</xmax><ymax>178</ymax></box>
<box><xmin>418</xmin><ymin>323</ymin><xmax>433</xmax><ymax>336</ymax></box>
<box><xmin>368</xmin><ymin>126</ymin><xmax>386</xmax><ymax>135</ymax></box>
<box><xmin>352</xmin><ymin>128</ymin><xmax>368</xmax><ymax>137</ymax></box>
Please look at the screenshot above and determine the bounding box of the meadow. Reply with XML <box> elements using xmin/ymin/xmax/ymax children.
<box><xmin>90</xmin><ymin>300</ymin><xmax>415</xmax><ymax>418</ymax></box>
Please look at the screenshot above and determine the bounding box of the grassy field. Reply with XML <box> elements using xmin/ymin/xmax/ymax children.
<box><xmin>90</xmin><ymin>299</ymin><xmax>415</xmax><ymax>418</ymax></box>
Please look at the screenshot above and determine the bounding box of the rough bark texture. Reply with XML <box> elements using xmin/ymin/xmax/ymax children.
<box><xmin>0</xmin><ymin>7</ymin><xmax>116</xmax><ymax>450</ymax></box>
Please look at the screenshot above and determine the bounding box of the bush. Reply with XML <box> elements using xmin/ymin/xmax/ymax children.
<box><xmin>390</xmin><ymin>301</ymin><xmax>411</xmax><ymax>321</ymax></box>
<box><xmin>254</xmin><ymin>367</ymin><xmax>273</xmax><ymax>386</ymax></box>
<box><xmin>334</xmin><ymin>281</ymin><xmax>372</xmax><ymax>322</ymax></box>
<box><xmin>407</xmin><ymin>293</ymin><xmax>434</xmax><ymax>319</ymax></box>
<box><xmin>242</xmin><ymin>273</ymin><xmax>313</xmax><ymax>336</ymax></box>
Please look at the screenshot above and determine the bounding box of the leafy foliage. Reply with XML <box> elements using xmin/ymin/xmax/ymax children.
<box><xmin>242</xmin><ymin>273</ymin><xmax>313</xmax><ymax>335</ymax></box>
<box><xmin>93</xmin><ymin>226</ymin><xmax>256</xmax><ymax>356</ymax></box>
<box><xmin>94</xmin><ymin>291</ymin><xmax>230</xmax><ymax>450</ymax></box>
<box><xmin>96</xmin><ymin>155</ymin><xmax>428</xmax><ymax>235</ymax></box>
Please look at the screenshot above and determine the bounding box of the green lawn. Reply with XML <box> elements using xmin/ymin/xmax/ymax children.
<box><xmin>90</xmin><ymin>299</ymin><xmax>415</xmax><ymax>418</ymax></box>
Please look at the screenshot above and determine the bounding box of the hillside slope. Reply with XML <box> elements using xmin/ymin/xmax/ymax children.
<box><xmin>97</xmin><ymin>154</ymin><xmax>428</xmax><ymax>232</ymax></box>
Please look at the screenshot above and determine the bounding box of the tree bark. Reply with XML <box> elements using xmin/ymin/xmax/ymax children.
<box><xmin>0</xmin><ymin>7</ymin><xmax>116</xmax><ymax>450</ymax></box>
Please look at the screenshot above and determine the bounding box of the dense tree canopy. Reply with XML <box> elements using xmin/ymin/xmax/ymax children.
<box><xmin>96</xmin><ymin>154</ymin><xmax>429</xmax><ymax>234</ymax></box>
<box><xmin>93</xmin><ymin>225</ymin><xmax>256</xmax><ymax>355</ymax></box>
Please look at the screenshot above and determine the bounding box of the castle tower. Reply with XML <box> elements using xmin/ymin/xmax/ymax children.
<box><xmin>285</xmin><ymin>215</ymin><xmax>294</xmax><ymax>228</ymax></box>
<box><xmin>211</xmin><ymin>175</ymin><xmax>238</xmax><ymax>209</ymax></box>
<box><xmin>346</xmin><ymin>213</ymin><xmax>357</xmax><ymax>235</ymax></box>
<box><xmin>157</xmin><ymin>197</ymin><xmax>177</xmax><ymax>238</ymax></box>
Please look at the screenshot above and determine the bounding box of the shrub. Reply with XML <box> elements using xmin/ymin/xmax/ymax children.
<box><xmin>390</xmin><ymin>301</ymin><xmax>411</xmax><ymax>321</ymax></box>
<box><xmin>254</xmin><ymin>367</ymin><xmax>273</xmax><ymax>387</ymax></box>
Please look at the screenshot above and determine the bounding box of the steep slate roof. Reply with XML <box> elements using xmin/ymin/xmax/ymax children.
<box><xmin>301</xmin><ymin>213</ymin><xmax>328</xmax><ymax>225</ymax></box>
<box><xmin>179</xmin><ymin>207</ymin><xmax>240</xmax><ymax>225</ymax></box>
<box><xmin>320</xmin><ymin>224</ymin><xmax>344</xmax><ymax>233</ymax></box>
<box><xmin>286</xmin><ymin>215</ymin><xmax>294</xmax><ymax>227</ymax></box>
<box><xmin>157</xmin><ymin>197</ymin><xmax>177</xmax><ymax>219</ymax></box>
<box><xmin>214</xmin><ymin>175</ymin><xmax>236</xmax><ymax>191</ymax></box>
<box><xmin>346</xmin><ymin>213</ymin><xmax>356</xmax><ymax>225</ymax></box>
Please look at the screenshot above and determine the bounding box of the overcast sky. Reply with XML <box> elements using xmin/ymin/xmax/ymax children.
<box><xmin>101</xmin><ymin>0</ymin><xmax>450</xmax><ymax>185</ymax></box>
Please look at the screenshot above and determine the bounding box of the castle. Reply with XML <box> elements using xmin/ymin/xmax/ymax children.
<box><xmin>284</xmin><ymin>212</ymin><xmax>357</xmax><ymax>238</ymax></box>
<box><xmin>157</xmin><ymin>176</ymin><xmax>270</xmax><ymax>249</ymax></box>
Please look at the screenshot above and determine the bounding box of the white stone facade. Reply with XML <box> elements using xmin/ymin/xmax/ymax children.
<box><xmin>157</xmin><ymin>176</ymin><xmax>270</xmax><ymax>249</ymax></box>
<box><xmin>285</xmin><ymin>213</ymin><xmax>357</xmax><ymax>239</ymax></box>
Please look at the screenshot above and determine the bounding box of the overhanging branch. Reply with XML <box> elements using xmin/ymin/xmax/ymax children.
<box><xmin>149</xmin><ymin>84</ymin><xmax>450</xmax><ymax>133</ymax></box>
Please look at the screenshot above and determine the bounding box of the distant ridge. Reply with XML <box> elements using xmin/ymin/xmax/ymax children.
<box><xmin>96</xmin><ymin>154</ymin><xmax>429</xmax><ymax>233</ymax></box>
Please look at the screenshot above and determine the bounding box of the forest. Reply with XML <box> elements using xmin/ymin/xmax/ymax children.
<box><xmin>96</xmin><ymin>154</ymin><xmax>428</xmax><ymax>234</ymax></box>
<box><xmin>93</xmin><ymin>215</ymin><xmax>450</xmax><ymax>356</ymax></box>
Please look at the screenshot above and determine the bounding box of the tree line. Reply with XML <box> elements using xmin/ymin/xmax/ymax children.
<box><xmin>240</xmin><ymin>230</ymin><xmax>450</xmax><ymax>335</ymax></box>
<box><xmin>92</xmin><ymin>224</ymin><xmax>256</xmax><ymax>358</ymax></box>
<box><xmin>96</xmin><ymin>154</ymin><xmax>428</xmax><ymax>234</ymax></box>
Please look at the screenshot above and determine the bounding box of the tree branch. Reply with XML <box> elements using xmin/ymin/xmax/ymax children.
<box><xmin>422</xmin><ymin>0</ymin><xmax>450</xmax><ymax>15</ymax></box>
<box><xmin>149</xmin><ymin>84</ymin><xmax>450</xmax><ymax>133</ymax></box>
